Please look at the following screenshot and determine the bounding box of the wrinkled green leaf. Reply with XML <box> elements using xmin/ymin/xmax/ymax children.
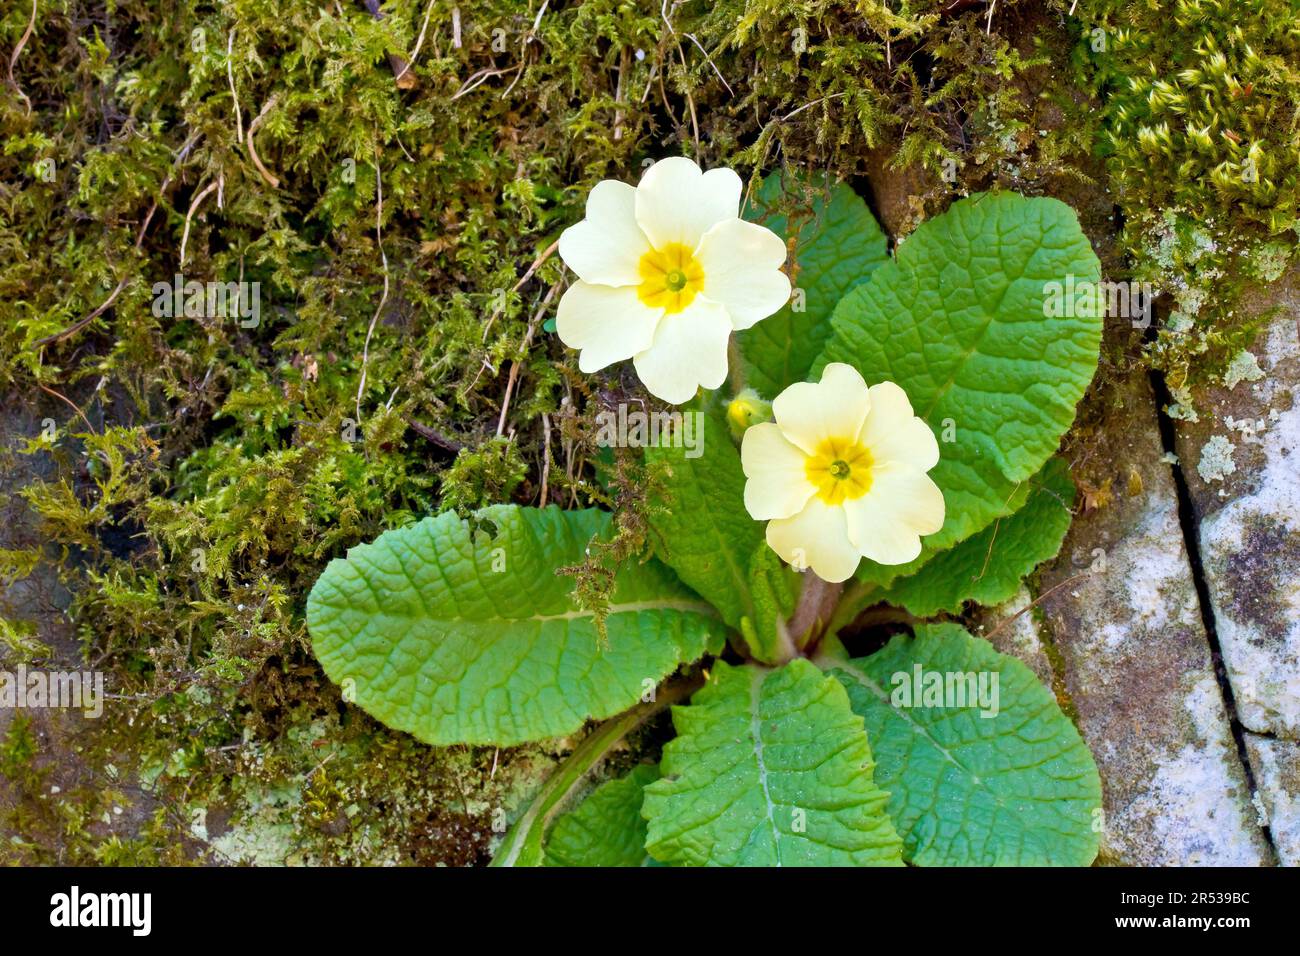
<box><xmin>740</xmin><ymin>546</ymin><xmax>798</xmax><ymax>664</ymax></box>
<box><xmin>825</xmin><ymin>623</ymin><xmax>1102</xmax><ymax>866</ymax></box>
<box><xmin>645</xmin><ymin>406</ymin><xmax>798</xmax><ymax>663</ymax></box>
<box><xmin>878</xmin><ymin>457</ymin><xmax>1076</xmax><ymax>616</ymax></box>
<box><xmin>645</xmin><ymin>407</ymin><xmax>760</xmax><ymax>631</ymax></box>
<box><xmin>544</xmin><ymin>765</ymin><xmax>660</xmax><ymax>867</ymax></box>
<box><xmin>643</xmin><ymin>659</ymin><xmax>904</xmax><ymax>866</ymax></box>
<box><xmin>738</xmin><ymin>173</ymin><xmax>889</xmax><ymax>397</ymax></box>
<box><xmin>307</xmin><ymin>505</ymin><xmax>725</xmax><ymax>746</ymax></box>
<box><xmin>815</xmin><ymin>192</ymin><xmax>1102</xmax><ymax>574</ymax></box>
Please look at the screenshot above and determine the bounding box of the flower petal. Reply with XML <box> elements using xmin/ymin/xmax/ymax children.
<box><xmin>556</xmin><ymin>282</ymin><xmax>663</xmax><ymax>373</ymax></box>
<box><xmin>858</xmin><ymin>381</ymin><xmax>940</xmax><ymax>471</ymax></box>
<box><xmin>771</xmin><ymin>362</ymin><xmax>872</xmax><ymax>456</ymax></box>
<box><xmin>634</xmin><ymin>157</ymin><xmax>742</xmax><ymax>251</ymax></box>
<box><xmin>695</xmin><ymin>219</ymin><xmax>791</xmax><ymax>330</ymax></box>
<box><xmin>558</xmin><ymin>180</ymin><xmax>651</xmax><ymax>286</ymax></box>
<box><xmin>765</xmin><ymin>498</ymin><xmax>862</xmax><ymax>583</ymax></box>
<box><xmin>842</xmin><ymin>462</ymin><xmax>946</xmax><ymax>565</ymax></box>
<box><xmin>632</xmin><ymin>296</ymin><xmax>731</xmax><ymax>404</ymax></box>
<box><xmin>741</xmin><ymin>422</ymin><xmax>816</xmax><ymax>520</ymax></box>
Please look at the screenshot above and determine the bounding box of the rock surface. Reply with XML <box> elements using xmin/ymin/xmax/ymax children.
<box><xmin>0</xmin><ymin>393</ymin><xmax>169</xmax><ymax>859</ymax></box>
<box><xmin>973</xmin><ymin>586</ymin><xmax>1055</xmax><ymax>688</ymax></box>
<box><xmin>1036</xmin><ymin>373</ymin><xmax>1273</xmax><ymax>865</ymax></box>
<box><xmin>1170</xmin><ymin>270</ymin><xmax>1300</xmax><ymax>741</ymax></box>
<box><xmin>1245</xmin><ymin>734</ymin><xmax>1300</xmax><ymax>866</ymax></box>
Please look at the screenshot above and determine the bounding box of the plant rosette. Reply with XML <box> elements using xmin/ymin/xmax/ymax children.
<box><xmin>307</xmin><ymin>168</ymin><xmax>1105</xmax><ymax>867</ymax></box>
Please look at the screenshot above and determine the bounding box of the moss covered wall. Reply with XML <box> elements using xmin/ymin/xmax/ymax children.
<box><xmin>1</xmin><ymin>0</ymin><xmax>1295</xmax><ymax>864</ymax></box>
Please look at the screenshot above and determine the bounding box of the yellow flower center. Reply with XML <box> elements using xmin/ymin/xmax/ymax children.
<box><xmin>638</xmin><ymin>242</ymin><xmax>705</xmax><ymax>314</ymax></box>
<box><xmin>805</xmin><ymin>437</ymin><xmax>874</xmax><ymax>505</ymax></box>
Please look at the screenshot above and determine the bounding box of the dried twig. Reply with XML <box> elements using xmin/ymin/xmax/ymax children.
<box><xmin>660</xmin><ymin>0</ymin><xmax>700</xmax><ymax>149</ymax></box>
<box><xmin>780</xmin><ymin>91</ymin><xmax>847</xmax><ymax>122</ymax></box>
<box><xmin>246</xmin><ymin>96</ymin><xmax>281</xmax><ymax>188</ymax></box>
<box><xmin>396</xmin><ymin>0</ymin><xmax>437</xmax><ymax>84</ymax></box>
<box><xmin>497</xmin><ymin>61</ymin><xmax>526</xmax><ymax>100</ymax></box>
<box><xmin>481</xmin><ymin>238</ymin><xmax>559</xmax><ymax>342</ymax></box>
<box><xmin>613</xmin><ymin>46</ymin><xmax>629</xmax><ymax>141</ymax></box>
<box><xmin>32</xmin><ymin>277</ymin><xmax>130</xmax><ymax>348</ymax></box>
<box><xmin>539</xmin><ymin>411</ymin><xmax>552</xmax><ymax>506</ymax></box>
<box><xmin>451</xmin><ymin>66</ymin><xmax>517</xmax><ymax>101</ymax></box>
<box><xmin>683</xmin><ymin>33</ymin><xmax>733</xmax><ymax>97</ymax></box>
<box><xmin>134</xmin><ymin>131</ymin><xmax>202</xmax><ymax>251</ymax></box>
<box><xmin>528</xmin><ymin>0</ymin><xmax>549</xmax><ymax>39</ymax></box>
<box><xmin>496</xmin><ymin>282</ymin><xmax>560</xmax><ymax>437</ymax></box>
<box><xmin>226</xmin><ymin>29</ymin><xmax>244</xmax><ymax>142</ymax></box>
<box><xmin>983</xmin><ymin>570</ymin><xmax>1096</xmax><ymax>642</ymax></box>
<box><xmin>404</xmin><ymin>415</ymin><xmax>464</xmax><ymax>453</ymax></box>
<box><xmin>356</xmin><ymin>158</ymin><xmax>389</xmax><ymax>423</ymax></box>
<box><xmin>7</xmin><ymin>0</ymin><xmax>37</xmax><ymax>115</ymax></box>
<box><xmin>37</xmin><ymin>382</ymin><xmax>98</xmax><ymax>435</ymax></box>
<box><xmin>179</xmin><ymin>177</ymin><xmax>221</xmax><ymax>268</ymax></box>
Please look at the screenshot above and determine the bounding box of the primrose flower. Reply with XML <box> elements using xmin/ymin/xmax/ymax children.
<box><xmin>741</xmin><ymin>363</ymin><xmax>945</xmax><ymax>583</ymax></box>
<box><xmin>556</xmin><ymin>157</ymin><xmax>791</xmax><ymax>404</ymax></box>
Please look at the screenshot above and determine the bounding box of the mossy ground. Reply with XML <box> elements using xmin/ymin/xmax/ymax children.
<box><xmin>1</xmin><ymin>0</ymin><xmax>1296</xmax><ymax>864</ymax></box>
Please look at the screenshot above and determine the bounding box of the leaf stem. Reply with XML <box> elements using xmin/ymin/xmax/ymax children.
<box><xmin>788</xmin><ymin>572</ymin><xmax>845</xmax><ymax>652</ymax></box>
<box><xmin>489</xmin><ymin>671</ymin><xmax>703</xmax><ymax>866</ymax></box>
<box><xmin>823</xmin><ymin>579</ymin><xmax>877</xmax><ymax>640</ymax></box>
<box><xmin>727</xmin><ymin>336</ymin><xmax>746</xmax><ymax>395</ymax></box>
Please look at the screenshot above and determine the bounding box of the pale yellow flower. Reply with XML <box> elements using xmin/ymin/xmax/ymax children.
<box><xmin>741</xmin><ymin>363</ymin><xmax>945</xmax><ymax>582</ymax></box>
<box><xmin>556</xmin><ymin>157</ymin><xmax>791</xmax><ymax>404</ymax></box>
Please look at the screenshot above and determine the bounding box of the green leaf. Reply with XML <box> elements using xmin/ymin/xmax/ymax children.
<box><xmin>815</xmin><ymin>192</ymin><xmax>1102</xmax><ymax>560</ymax></box>
<box><xmin>492</xmin><ymin>679</ymin><xmax>699</xmax><ymax>867</ymax></box>
<box><xmin>830</xmin><ymin>480</ymin><xmax>1034</xmax><ymax>622</ymax></box>
<box><xmin>645</xmin><ymin>407</ymin><xmax>799</xmax><ymax>664</ymax></box>
<box><xmin>740</xmin><ymin>546</ymin><xmax>798</xmax><ymax>664</ymax></box>
<box><xmin>642</xmin><ymin>659</ymin><xmax>904</xmax><ymax>866</ymax></box>
<box><xmin>307</xmin><ymin>505</ymin><xmax>726</xmax><ymax>746</ymax></box>
<box><xmin>645</xmin><ymin>407</ymin><xmax>761</xmax><ymax>632</ymax></box>
<box><xmin>877</xmin><ymin>457</ymin><xmax>1076</xmax><ymax>616</ymax></box>
<box><xmin>824</xmin><ymin>623</ymin><xmax>1102</xmax><ymax>866</ymax></box>
<box><xmin>543</xmin><ymin>765</ymin><xmax>661</xmax><ymax>867</ymax></box>
<box><xmin>737</xmin><ymin>173</ymin><xmax>889</xmax><ymax>397</ymax></box>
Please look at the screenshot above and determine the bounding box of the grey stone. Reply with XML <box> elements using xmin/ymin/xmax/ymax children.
<box><xmin>1171</xmin><ymin>270</ymin><xmax>1300</xmax><ymax>740</ymax></box>
<box><xmin>972</xmin><ymin>586</ymin><xmax>1055</xmax><ymax>688</ymax></box>
<box><xmin>1037</xmin><ymin>373</ymin><xmax>1273</xmax><ymax>865</ymax></box>
<box><xmin>1244</xmin><ymin>733</ymin><xmax>1300</xmax><ymax>866</ymax></box>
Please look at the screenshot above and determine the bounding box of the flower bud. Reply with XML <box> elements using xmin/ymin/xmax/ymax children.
<box><xmin>727</xmin><ymin>388</ymin><xmax>773</xmax><ymax>439</ymax></box>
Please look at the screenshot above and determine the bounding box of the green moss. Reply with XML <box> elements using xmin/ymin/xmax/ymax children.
<box><xmin>439</xmin><ymin>436</ymin><xmax>527</xmax><ymax>515</ymax></box>
<box><xmin>1072</xmin><ymin>0</ymin><xmax>1300</xmax><ymax>383</ymax></box>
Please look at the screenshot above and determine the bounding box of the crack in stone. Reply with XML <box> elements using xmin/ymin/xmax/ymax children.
<box><xmin>1149</xmin><ymin>365</ymin><xmax>1279</xmax><ymax>858</ymax></box>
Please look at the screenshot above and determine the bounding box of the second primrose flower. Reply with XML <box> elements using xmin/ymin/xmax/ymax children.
<box><xmin>555</xmin><ymin>157</ymin><xmax>791</xmax><ymax>404</ymax></box>
<box><xmin>741</xmin><ymin>363</ymin><xmax>945</xmax><ymax>583</ymax></box>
